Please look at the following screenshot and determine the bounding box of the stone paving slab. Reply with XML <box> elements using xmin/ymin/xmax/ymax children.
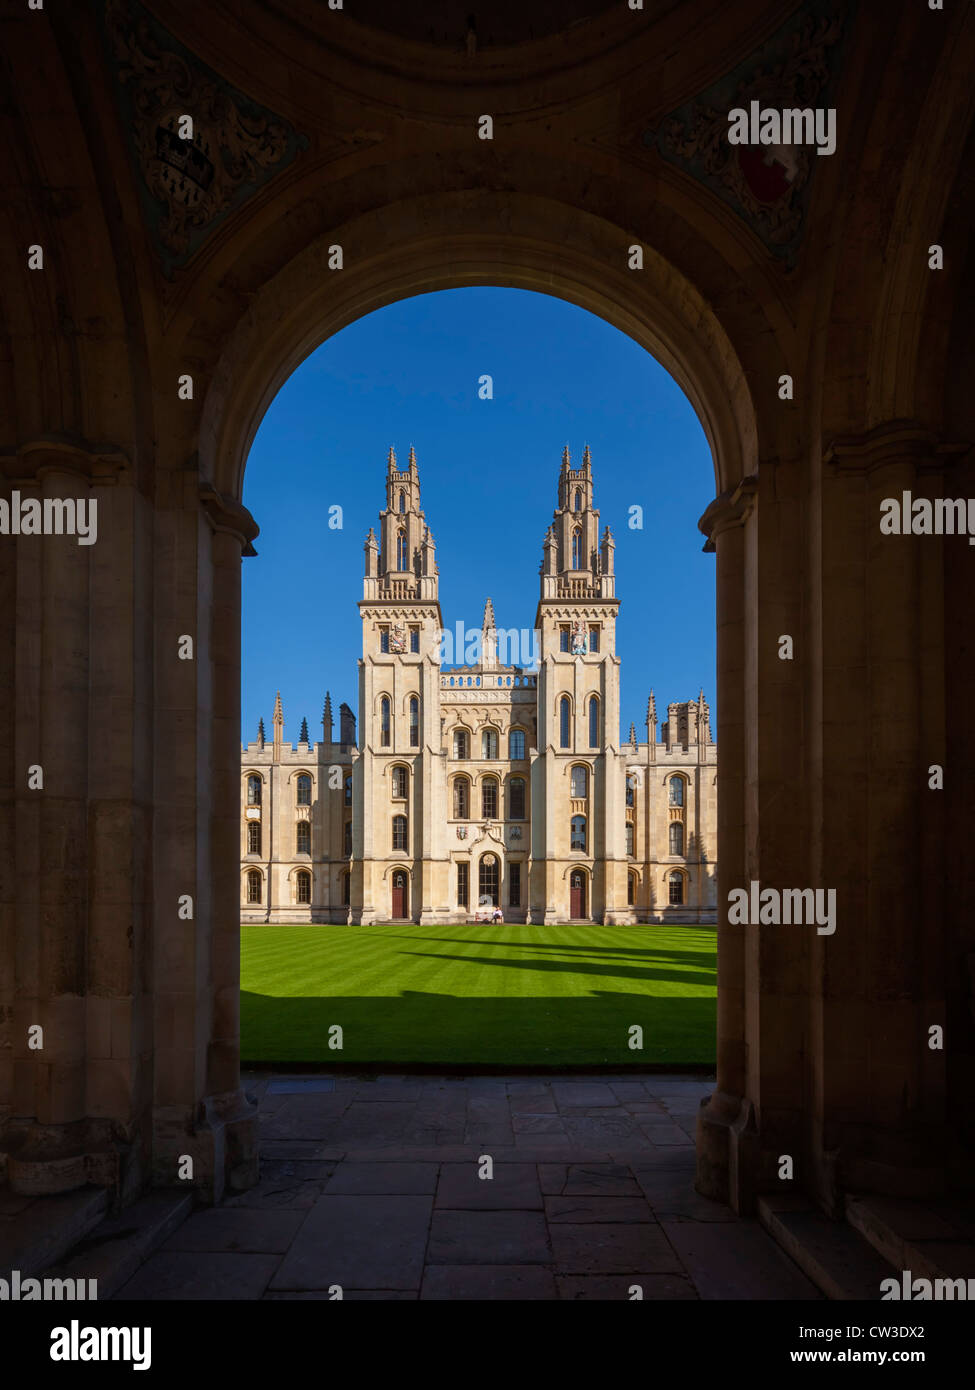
<box><xmin>325</xmin><ymin>1162</ymin><xmax>439</xmax><ymax>1194</ymax></box>
<box><xmin>544</xmin><ymin>1195</ymin><xmax>656</xmax><ymax>1224</ymax></box>
<box><xmin>421</xmin><ymin>1265</ymin><xmax>558</xmax><ymax>1299</ymax></box>
<box><xmin>112</xmin><ymin>1070</ymin><xmax>847</xmax><ymax>1303</ymax></box>
<box><xmin>550</xmin><ymin>1223</ymin><xmax>684</xmax><ymax>1274</ymax></box>
<box><xmin>661</xmin><ymin>1219</ymin><xmax>822</xmax><ymax>1300</ymax></box>
<box><xmin>436</xmin><ymin>1162</ymin><xmax>542</xmax><ymax>1210</ymax></box>
<box><xmin>116</xmin><ymin>1252</ymin><xmax>280</xmax><ymax>1300</ymax></box>
<box><xmin>270</xmin><ymin>1195</ymin><xmax>432</xmax><ymax>1291</ymax></box>
<box><xmin>428</xmin><ymin>1211</ymin><xmax>551</xmax><ymax>1265</ymax></box>
<box><xmin>163</xmin><ymin>1208</ymin><xmax>306</xmax><ymax>1253</ymax></box>
<box><xmin>557</xmin><ymin>1273</ymin><xmax>699</xmax><ymax>1300</ymax></box>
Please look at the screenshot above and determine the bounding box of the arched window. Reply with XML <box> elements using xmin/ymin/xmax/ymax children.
<box><xmin>392</xmin><ymin>815</ymin><xmax>408</xmax><ymax>851</ymax></box>
<box><xmin>479</xmin><ymin>854</ymin><xmax>499</xmax><ymax>905</ymax></box>
<box><xmin>247</xmin><ymin>775</ymin><xmax>261</xmax><ymax>806</ymax></box>
<box><xmin>453</xmin><ymin>729</ymin><xmax>469</xmax><ymax>759</ymax></box>
<box><xmin>668</xmin><ymin>776</ymin><xmax>684</xmax><ymax>807</ymax></box>
<box><xmin>570</xmin><ymin>765</ymin><xmax>588</xmax><ymax>798</ymax></box>
<box><xmin>482</xmin><ymin>729</ymin><xmax>498</xmax><ymax>759</ymax></box>
<box><xmin>509</xmin><ymin>728</ymin><xmax>526</xmax><ymax>760</ymax></box>
<box><xmin>588</xmin><ymin>696</ymin><xmax>599</xmax><ymax>749</ymax></box>
<box><xmin>296</xmin><ymin>821</ymin><xmax>311</xmax><ymax>854</ymax></box>
<box><xmin>246</xmin><ymin>870</ymin><xmax>262</xmax><ymax>904</ymax></box>
<box><xmin>509</xmin><ymin>777</ymin><xmax>526</xmax><ymax>820</ymax></box>
<box><xmin>296</xmin><ymin>870</ymin><xmax>311</xmax><ymax>904</ymax></box>
<box><xmin>344</xmin><ymin>775</ymin><xmax>353</xmax><ymax>806</ymax></box>
<box><xmin>628</xmin><ymin>872</ymin><xmax>636</xmax><ymax>906</ymax></box>
<box><xmin>392</xmin><ymin>766</ymin><xmax>408</xmax><ymax>799</ymax></box>
<box><xmin>342</xmin><ymin>871</ymin><xmax>351</xmax><ymax>906</ymax></box>
<box><xmin>453</xmin><ymin>777</ymin><xmax>469</xmax><ymax>819</ymax></box>
<box><xmin>571</xmin><ymin>815</ymin><xmax>587</xmax><ymax>851</ymax></box>
<box><xmin>625</xmin><ymin>775</ymin><xmax>635</xmax><ymax>807</ymax></box>
<box><xmin>396</xmin><ymin>529</ymin><xmax>408</xmax><ymax>570</ymax></box>
<box><xmin>626</xmin><ymin>823</ymin><xmax>634</xmax><ymax>856</ymax></box>
<box><xmin>482</xmin><ymin>776</ymin><xmax>498</xmax><ymax>819</ymax></box>
<box><xmin>669</xmin><ymin>822</ymin><xmax>684</xmax><ymax>855</ymax></box>
<box><xmin>409</xmin><ymin>696</ymin><xmax>420</xmax><ymax>747</ymax></box>
<box><xmin>669</xmin><ymin>872</ymin><xmax>684</xmax><ymax>906</ymax></box>
<box><xmin>247</xmin><ymin>822</ymin><xmax>261</xmax><ymax>854</ymax></box>
<box><xmin>574</xmin><ymin>489</ymin><xmax>581</xmax><ymax>513</ymax></box>
<box><xmin>380</xmin><ymin>696</ymin><xmax>391</xmax><ymax>747</ymax></box>
<box><xmin>296</xmin><ymin>773</ymin><xmax>311</xmax><ymax>806</ymax></box>
<box><xmin>398</xmin><ymin>490</ymin><xmax>405</xmax><ymax>514</ymax></box>
<box><xmin>343</xmin><ymin>820</ymin><xmax>352</xmax><ymax>856</ymax></box>
<box><xmin>559</xmin><ymin>697</ymin><xmax>571</xmax><ymax>749</ymax></box>
<box><xmin>571</xmin><ymin>528</ymin><xmax>582</xmax><ymax>568</ymax></box>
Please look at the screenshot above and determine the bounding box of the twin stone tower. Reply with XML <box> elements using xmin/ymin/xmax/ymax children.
<box><xmin>241</xmin><ymin>447</ymin><xmax>717</xmax><ymax>924</ymax></box>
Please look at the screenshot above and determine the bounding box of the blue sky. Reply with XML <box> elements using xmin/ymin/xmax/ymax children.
<box><xmin>242</xmin><ymin>287</ymin><xmax>716</xmax><ymax>747</ymax></box>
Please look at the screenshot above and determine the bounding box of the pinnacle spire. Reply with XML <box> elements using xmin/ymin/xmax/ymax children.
<box><xmin>257</xmin><ymin>716</ymin><xmax>265</xmax><ymax>747</ymax></box>
<box><xmin>628</xmin><ymin>721</ymin><xmax>637</xmax><ymax>746</ymax></box>
<box><xmin>386</xmin><ymin>445</ymin><xmax>396</xmax><ymax>471</ymax></box>
<box><xmin>299</xmin><ymin>715</ymin><xmax>309</xmax><ymax>745</ymax></box>
<box><xmin>561</xmin><ymin>444</ymin><xmax>571</xmax><ymax>470</ymax></box>
<box><xmin>482</xmin><ymin>596</ymin><xmax>496</xmax><ymax>631</ymax></box>
<box><xmin>582</xmin><ymin>443</ymin><xmax>592</xmax><ymax>469</ymax></box>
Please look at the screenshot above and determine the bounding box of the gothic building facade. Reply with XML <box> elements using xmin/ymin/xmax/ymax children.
<box><xmin>240</xmin><ymin>448</ymin><xmax>717</xmax><ymax>925</ymax></box>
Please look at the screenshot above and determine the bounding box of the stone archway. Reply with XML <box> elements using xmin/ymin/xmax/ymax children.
<box><xmin>1</xmin><ymin>0</ymin><xmax>973</xmax><ymax>1223</ymax></box>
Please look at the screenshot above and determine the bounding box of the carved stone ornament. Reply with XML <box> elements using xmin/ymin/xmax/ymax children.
<box><xmin>103</xmin><ymin>0</ymin><xmax>306</xmax><ymax>273</ymax></box>
<box><xmin>644</xmin><ymin>0</ymin><xmax>845</xmax><ymax>264</ymax></box>
<box><xmin>389</xmin><ymin>622</ymin><xmax>408</xmax><ymax>654</ymax></box>
<box><xmin>456</xmin><ymin>826</ymin><xmax>468</xmax><ymax>840</ymax></box>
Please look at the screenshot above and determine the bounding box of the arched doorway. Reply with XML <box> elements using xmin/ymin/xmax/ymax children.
<box><xmin>569</xmin><ymin>870</ymin><xmax>587</xmax><ymax>920</ymax></box>
<box><xmin>391</xmin><ymin>870</ymin><xmax>409</xmax><ymax>920</ymax></box>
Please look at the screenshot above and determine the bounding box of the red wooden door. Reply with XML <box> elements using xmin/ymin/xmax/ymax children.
<box><xmin>391</xmin><ymin>871</ymin><xmax>407</xmax><ymax>919</ymax></box>
<box><xmin>570</xmin><ymin>871</ymin><xmax>585</xmax><ymax>919</ymax></box>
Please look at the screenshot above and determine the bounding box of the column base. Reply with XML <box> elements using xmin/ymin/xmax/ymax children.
<box><xmin>0</xmin><ymin>1118</ymin><xmax>132</xmax><ymax>1197</ymax></box>
<box><xmin>695</xmin><ymin>1090</ymin><xmax>762</xmax><ymax>1215</ymax></box>
<box><xmin>152</xmin><ymin>1087</ymin><xmax>257</xmax><ymax>1203</ymax></box>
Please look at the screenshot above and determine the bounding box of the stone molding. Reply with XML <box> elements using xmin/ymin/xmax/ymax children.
<box><xmin>199</xmin><ymin>478</ymin><xmax>259</xmax><ymax>555</ymax></box>
<box><xmin>0</xmin><ymin>436</ymin><xmax>130</xmax><ymax>485</ymax></box>
<box><xmin>698</xmin><ymin>474</ymin><xmax>758</xmax><ymax>551</ymax></box>
<box><xmin>824</xmin><ymin>418</ymin><xmax>971</xmax><ymax>474</ymax></box>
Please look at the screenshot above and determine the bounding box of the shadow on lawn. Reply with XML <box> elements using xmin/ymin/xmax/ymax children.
<box><xmin>240</xmin><ymin>989</ymin><xmax>716</xmax><ymax>1067</ymax></box>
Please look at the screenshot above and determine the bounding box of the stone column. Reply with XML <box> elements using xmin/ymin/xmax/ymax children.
<box><xmin>695</xmin><ymin>477</ymin><xmax>756</xmax><ymax>1208</ymax></box>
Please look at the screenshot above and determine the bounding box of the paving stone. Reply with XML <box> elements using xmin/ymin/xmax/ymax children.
<box><xmin>557</xmin><ymin>1274</ymin><xmax>698</xmax><ymax>1300</ymax></box>
<box><xmin>261</xmin><ymin>1141</ymin><xmax>345</xmax><ymax>1160</ymax></box>
<box><xmin>115</xmin><ymin>1252</ymin><xmax>279</xmax><ymax>1300</ymax></box>
<box><xmin>512</xmin><ymin>1114</ymin><xmax>566</xmax><ymax>1134</ymax></box>
<box><xmin>508</xmin><ymin>1094</ymin><xmax>557</xmax><ymax>1114</ymax></box>
<box><xmin>224</xmin><ymin>1181</ymin><xmax>328</xmax><ymax>1210</ymax></box>
<box><xmin>427</xmin><ymin>1211</ymin><xmax>551</xmax><ymax>1264</ymax></box>
<box><xmin>421</xmin><ymin>1265</ymin><xmax>557</xmax><ymax>1299</ymax></box>
<box><xmin>636</xmin><ymin>1121</ymin><xmax>694</xmax><ymax>1145</ymax></box>
<box><xmin>260</xmin><ymin>1159</ymin><xmax>337</xmax><ymax>1180</ymax></box>
<box><xmin>545</xmin><ymin>1195</ymin><xmax>656</xmax><ymax>1224</ymax></box>
<box><xmin>264</xmin><ymin>1289</ymin><xmax>417</xmax><ymax>1300</ymax></box>
<box><xmin>260</xmin><ymin>1095</ymin><xmax>351</xmax><ymax>1138</ymax></box>
<box><xmin>325</xmin><ymin>1162</ymin><xmax>439</xmax><ymax>1195</ymax></box>
<box><xmin>436</xmin><ymin>1163</ymin><xmax>542</xmax><ymax>1210</ymax></box>
<box><xmin>625</xmin><ymin>1101</ymin><xmax>667</xmax><ymax>1114</ymax></box>
<box><xmin>661</xmin><ymin>1219</ymin><xmax>822</xmax><ymax>1299</ymax></box>
<box><xmin>562</xmin><ymin>1116</ymin><xmax>641</xmax><ymax>1144</ymax></box>
<box><xmin>267</xmin><ymin>1078</ymin><xmax>335</xmax><ymax>1094</ymax></box>
<box><xmin>548</xmin><ymin>1164</ymin><xmax>643</xmax><ymax>1196</ymax></box>
<box><xmin>351</xmin><ymin>1084</ymin><xmax>423</xmax><ymax>1103</ymax></box>
<box><xmin>270</xmin><ymin>1195</ymin><xmax>432</xmax><ymax>1291</ymax></box>
<box><xmin>610</xmin><ymin>1082</ymin><xmax>653</xmax><ymax>1103</ymax></box>
<box><xmin>550</xmin><ymin>1223</ymin><xmax>684</xmax><ymax>1274</ymax></box>
<box><xmin>631</xmin><ymin>1167</ymin><xmax>737</xmax><ymax>1222</ymax></box>
<box><xmin>506</xmin><ymin>1081</ymin><xmax>552</xmax><ymax>1097</ymax></box>
<box><xmin>552</xmin><ymin>1082</ymin><xmax>617</xmax><ymax>1108</ymax></box>
<box><xmin>163</xmin><ymin>1208</ymin><xmax>306</xmax><ymax>1253</ymax></box>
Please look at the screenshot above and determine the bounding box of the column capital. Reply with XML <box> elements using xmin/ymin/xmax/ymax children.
<box><xmin>199</xmin><ymin>479</ymin><xmax>259</xmax><ymax>556</ymax></box>
<box><xmin>824</xmin><ymin>419</ymin><xmax>971</xmax><ymax>474</ymax></box>
<box><xmin>698</xmin><ymin>474</ymin><xmax>758</xmax><ymax>552</ymax></box>
<box><xmin>0</xmin><ymin>435</ymin><xmax>129</xmax><ymax>484</ymax></box>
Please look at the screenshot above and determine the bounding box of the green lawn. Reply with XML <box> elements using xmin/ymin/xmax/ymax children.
<box><xmin>240</xmin><ymin>922</ymin><xmax>716</xmax><ymax>1067</ymax></box>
